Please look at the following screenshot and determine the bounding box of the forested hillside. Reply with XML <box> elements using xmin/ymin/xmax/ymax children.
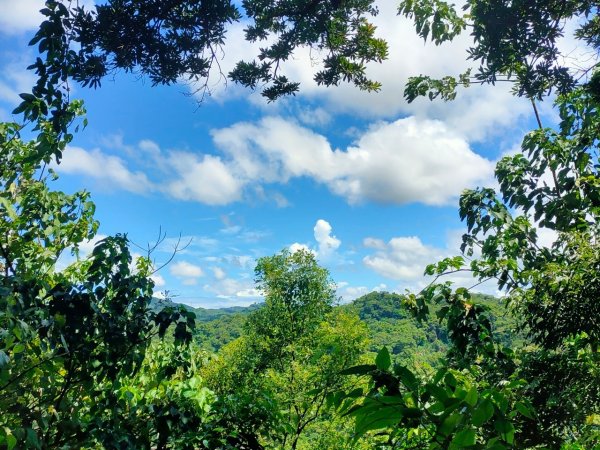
<box><xmin>183</xmin><ymin>291</ymin><xmax>520</xmax><ymax>365</ymax></box>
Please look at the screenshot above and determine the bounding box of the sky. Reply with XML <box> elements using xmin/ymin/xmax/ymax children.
<box><xmin>0</xmin><ymin>0</ymin><xmax>570</xmax><ymax>308</ymax></box>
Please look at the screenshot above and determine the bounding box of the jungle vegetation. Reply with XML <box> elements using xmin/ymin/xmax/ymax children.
<box><xmin>1</xmin><ymin>0</ymin><xmax>599</xmax><ymax>448</ymax></box>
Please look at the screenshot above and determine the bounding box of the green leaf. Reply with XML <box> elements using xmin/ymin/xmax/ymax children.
<box><xmin>375</xmin><ymin>346</ymin><xmax>391</xmax><ymax>371</ymax></box>
<box><xmin>355</xmin><ymin>406</ymin><xmax>401</xmax><ymax>435</ymax></box>
<box><xmin>450</xmin><ymin>428</ymin><xmax>477</xmax><ymax>448</ymax></box>
<box><xmin>439</xmin><ymin>412</ymin><xmax>462</xmax><ymax>436</ymax></box>
<box><xmin>11</xmin><ymin>102</ymin><xmax>28</xmax><ymax>115</ymax></box>
<box><xmin>472</xmin><ymin>399</ymin><xmax>494</xmax><ymax>426</ymax></box>
<box><xmin>346</xmin><ymin>388</ymin><xmax>364</xmax><ymax>398</ymax></box>
<box><xmin>0</xmin><ymin>351</ymin><xmax>9</xmax><ymax>368</ymax></box>
<box><xmin>515</xmin><ymin>401</ymin><xmax>535</xmax><ymax>419</ymax></box>
<box><xmin>395</xmin><ymin>365</ymin><xmax>418</xmax><ymax>392</ymax></box>
<box><xmin>494</xmin><ymin>419</ymin><xmax>515</xmax><ymax>444</ymax></box>
<box><xmin>464</xmin><ymin>385</ymin><xmax>478</xmax><ymax>407</ymax></box>
<box><xmin>6</xmin><ymin>434</ymin><xmax>17</xmax><ymax>450</ymax></box>
<box><xmin>0</xmin><ymin>197</ymin><xmax>18</xmax><ymax>221</ymax></box>
<box><xmin>492</xmin><ymin>391</ymin><xmax>508</xmax><ymax>414</ymax></box>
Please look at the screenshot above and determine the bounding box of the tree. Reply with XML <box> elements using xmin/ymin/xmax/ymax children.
<box><xmin>0</xmin><ymin>116</ymin><xmax>196</xmax><ymax>448</ymax></box>
<box><xmin>15</xmin><ymin>0</ymin><xmax>387</xmax><ymax>149</ymax></box>
<box><xmin>202</xmin><ymin>250</ymin><xmax>370</xmax><ymax>449</ymax></box>
<box><xmin>337</xmin><ymin>1</ymin><xmax>600</xmax><ymax>448</ymax></box>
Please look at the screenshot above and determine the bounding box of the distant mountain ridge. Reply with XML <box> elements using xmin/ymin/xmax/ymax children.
<box><xmin>152</xmin><ymin>291</ymin><xmax>517</xmax><ymax>358</ymax></box>
<box><xmin>150</xmin><ymin>296</ymin><xmax>259</xmax><ymax>321</ymax></box>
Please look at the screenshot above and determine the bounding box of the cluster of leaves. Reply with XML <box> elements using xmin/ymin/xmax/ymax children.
<box><xmin>337</xmin><ymin>347</ymin><xmax>532</xmax><ymax>449</ymax></box>
<box><xmin>232</xmin><ymin>0</ymin><xmax>388</xmax><ymax>100</ymax></box>
<box><xmin>14</xmin><ymin>0</ymin><xmax>388</xmax><ymax>143</ymax></box>
<box><xmin>401</xmin><ymin>0</ymin><xmax>600</xmax><ymax>102</ymax></box>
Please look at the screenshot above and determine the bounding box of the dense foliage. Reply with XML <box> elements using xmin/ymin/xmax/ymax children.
<box><xmin>0</xmin><ymin>118</ymin><xmax>196</xmax><ymax>447</ymax></box>
<box><xmin>333</xmin><ymin>1</ymin><xmax>600</xmax><ymax>448</ymax></box>
<box><xmin>200</xmin><ymin>250</ymin><xmax>370</xmax><ymax>449</ymax></box>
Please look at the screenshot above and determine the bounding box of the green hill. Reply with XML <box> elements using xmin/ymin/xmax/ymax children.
<box><xmin>174</xmin><ymin>291</ymin><xmax>518</xmax><ymax>359</ymax></box>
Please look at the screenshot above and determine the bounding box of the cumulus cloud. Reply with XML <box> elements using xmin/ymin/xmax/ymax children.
<box><xmin>289</xmin><ymin>242</ymin><xmax>312</xmax><ymax>254</ymax></box>
<box><xmin>212</xmin><ymin>116</ymin><xmax>494</xmax><ymax>205</ymax></box>
<box><xmin>75</xmin><ymin>233</ymin><xmax>108</xmax><ymax>259</ymax></box>
<box><xmin>337</xmin><ymin>283</ymin><xmax>369</xmax><ymax>303</ymax></box>
<box><xmin>337</xmin><ymin>281</ymin><xmax>388</xmax><ymax>303</ymax></box>
<box><xmin>56</xmin><ymin>143</ymin><xmax>240</xmax><ymax>205</ymax></box>
<box><xmin>364</xmin><ymin>236</ymin><xmax>446</xmax><ymax>281</ymax></box>
<box><xmin>55</xmin><ymin>113</ymin><xmax>495</xmax><ymax>207</ymax></box>
<box><xmin>363</xmin><ymin>237</ymin><xmax>386</xmax><ymax>250</ymax></box>
<box><xmin>164</xmin><ymin>153</ymin><xmax>242</xmax><ymax>205</ymax></box>
<box><xmin>314</xmin><ymin>219</ymin><xmax>341</xmax><ymax>257</ymax></box>
<box><xmin>55</xmin><ymin>115</ymin><xmax>493</xmax><ymax>208</ymax></box>
<box><xmin>170</xmin><ymin>261</ymin><xmax>204</xmax><ymax>285</ymax></box>
<box><xmin>289</xmin><ymin>219</ymin><xmax>340</xmax><ymax>260</ymax></box>
<box><xmin>58</xmin><ymin>146</ymin><xmax>152</xmax><ymax>194</ymax></box>
<box><xmin>203</xmin><ymin>277</ymin><xmax>261</xmax><ymax>300</ymax></box>
<box><xmin>0</xmin><ymin>0</ymin><xmax>95</xmax><ymax>35</ymax></box>
<box><xmin>362</xmin><ymin>233</ymin><xmax>498</xmax><ymax>294</ymax></box>
<box><xmin>150</xmin><ymin>273</ymin><xmax>166</xmax><ymax>288</ymax></box>
<box><xmin>0</xmin><ymin>57</ymin><xmax>38</xmax><ymax>106</ymax></box>
<box><xmin>0</xmin><ymin>0</ymin><xmax>47</xmax><ymax>35</ymax></box>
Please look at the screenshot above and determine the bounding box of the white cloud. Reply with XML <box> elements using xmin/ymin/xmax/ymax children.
<box><xmin>337</xmin><ymin>284</ymin><xmax>369</xmax><ymax>303</ymax></box>
<box><xmin>164</xmin><ymin>153</ymin><xmax>242</xmax><ymax>205</ymax></box>
<box><xmin>536</xmin><ymin>226</ymin><xmax>559</xmax><ymax>249</ymax></box>
<box><xmin>0</xmin><ymin>56</ymin><xmax>38</xmax><ymax>106</ymax></box>
<box><xmin>224</xmin><ymin>254</ymin><xmax>255</xmax><ymax>269</ymax></box>
<box><xmin>0</xmin><ymin>0</ymin><xmax>45</xmax><ymax>35</ymax></box>
<box><xmin>363</xmin><ymin>237</ymin><xmax>386</xmax><ymax>250</ymax></box>
<box><xmin>235</xmin><ymin>288</ymin><xmax>262</xmax><ymax>298</ymax></box>
<box><xmin>337</xmin><ymin>282</ymin><xmax>389</xmax><ymax>303</ymax></box>
<box><xmin>170</xmin><ymin>261</ymin><xmax>204</xmax><ymax>286</ymax></box>
<box><xmin>212</xmin><ymin>116</ymin><xmax>494</xmax><ymax>206</ymax></box>
<box><xmin>153</xmin><ymin>290</ymin><xmax>168</xmax><ymax>300</ymax></box>
<box><xmin>297</xmin><ymin>107</ymin><xmax>332</xmax><ymax>127</ymax></box>
<box><xmin>75</xmin><ymin>233</ymin><xmax>108</xmax><ymax>259</ymax></box>
<box><xmin>150</xmin><ymin>273</ymin><xmax>166</xmax><ymax>288</ymax></box>
<box><xmin>55</xmin><ymin>115</ymin><xmax>494</xmax><ymax>207</ymax></box>
<box><xmin>0</xmin><ymin>0</ymin><xmax>95</xmax><ymax>35</ymax></box>
<box><xmin>203</xmin><ymin>277</ymin><xmax>260</xmax><ymax>299</ymax></box>
<box><xmin>314</xmin><ymin>219</ymin><xmax>341</xmax><ymax>258</ymax></box>
<box><xmin>364</xmin><ymin>236</ymin><xmax>446</xmax><ymax>281</ymax></box>
<box><xmin>289</xmin><ymin>242</ymin><xmax>312</xmax><ymax>254</ymax></box>
<box><xmin>289</xmin><ymin>219</ymin><xmax>341</xmax><ymax>260</ymax></box>
<box><xmin>212</xmin><ymin>267</ymin><xmax>226</xmax><ymax>280</ymax></box>
<box><xmin>220</xmin><ymin>225</ymin><xmax>242</xmax><ymax>235</ymax></box>
<box><xmin>58</xmin><ymin>146</ymin><xmax>152</xmax><ymax>194</ymax></box>
<box><xmin>363</xmin><ymin>232</ymin><xmax>498</xmax><ymax>294</ymax></box>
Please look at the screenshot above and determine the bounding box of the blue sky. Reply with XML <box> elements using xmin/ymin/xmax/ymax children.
<box><xmin>0</xmin><ymin>0</ymin><xmax>569</xmax><ymax>308</ymax></box>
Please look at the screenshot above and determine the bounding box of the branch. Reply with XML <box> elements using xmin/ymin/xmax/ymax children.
<box><xmin>0</xmin><ymin>351</ymin><xmax>68</xmax><ymax>392</ymax></box>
